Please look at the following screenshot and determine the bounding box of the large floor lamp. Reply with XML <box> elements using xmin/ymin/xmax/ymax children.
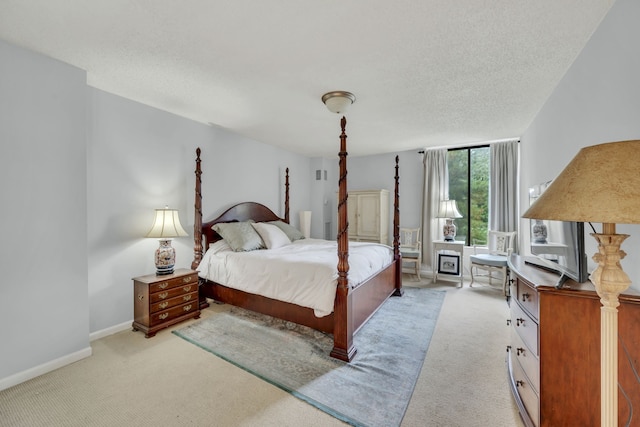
<box><xmin>522</xmin><ymin>140</ymin><xmax>640</xmax><ymax>426</ymax></box>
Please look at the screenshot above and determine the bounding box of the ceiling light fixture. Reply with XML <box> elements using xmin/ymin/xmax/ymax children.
<box><xmin>321</xmin><ymin>91</ymin><xmax>356</xmax><ymax>114</ymax></box>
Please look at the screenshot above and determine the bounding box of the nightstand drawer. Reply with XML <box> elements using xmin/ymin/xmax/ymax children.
<box><xmin>150</xmin><ymin>291</ymin><xmax>198</xmax><ymax>313</ymax></box>
<box><xmin>149</xmin><ymin>283</ymin><xmax>197</xmax><ymax>303</ymax></box>
<box><xmin>150</xmin><ymin>301</ymin><xmax>197</xmax><ymax>326</ymax></box>
<box><xmin>149</xmin><ymin>273</ymin><xmax>197</xmax><ymax>294</ymax></box>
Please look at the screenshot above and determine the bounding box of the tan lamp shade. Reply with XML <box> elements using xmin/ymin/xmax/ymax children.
<box><xmin>522</xmin><ymin>140</ymin><xmax>640</xmax><ymax>224</ymax></box>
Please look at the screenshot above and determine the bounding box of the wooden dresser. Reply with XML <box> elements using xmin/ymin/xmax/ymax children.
<box><xmin>507</xmin><ymin>255</ymin><xmax>640</xmax><ymax>426</ymax></box>
<box><xmin>132</xmin><ymin>268</ymin><xmax>200</xmax><ymax>337</ymax></box>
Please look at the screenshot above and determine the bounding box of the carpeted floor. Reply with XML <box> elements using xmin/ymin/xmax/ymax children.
<box><xmin>173</xmin><ymin>288</ymin><xmax>446</xmax><ymax>427</ymax></box>
<box><xmin>0</xmin><ymin>275</ymin><xmax>523</xmax><ymax>426</ymax></box>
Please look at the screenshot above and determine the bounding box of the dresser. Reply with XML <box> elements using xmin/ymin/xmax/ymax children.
<box><xmin>132</xmin><ymin>268</ymin><xmax>200</xmax><ymax>337</ymax></box>
<box><xmin>507</xmin><ymin>255</ymin><xmax>640</xmax><ymax>426</ymax></box>
<box><xmin>344</xmin><ymin>189</ymin><xmax>389</xmax><ymax>244</ymax></box>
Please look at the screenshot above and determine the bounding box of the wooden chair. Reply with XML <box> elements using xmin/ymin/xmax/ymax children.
<box><xmin>400</xmin><ymin>227</ymin><xmax>422</xmax><ymax>280</ymax></box>
<box><xmin>469</xmin><ymin>230</ymin><xmax>517</xmax><ymax>294</ymax></box>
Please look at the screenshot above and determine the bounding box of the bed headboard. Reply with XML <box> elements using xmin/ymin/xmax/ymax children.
<box><xmin>201</xmin><ymin>202</ymin><xmax>284</xmax><ymax>248</ymax></box>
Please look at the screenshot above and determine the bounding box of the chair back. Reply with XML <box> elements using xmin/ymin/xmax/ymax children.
<box><xmin>400</xmin><ymin>227</ymin><xmax>421</xmax><ymax>251</ymax></box>
<box><xmin>487</xmin><ymin>230</ymin><xmax>517</xmax><ymax>256</ymax></box>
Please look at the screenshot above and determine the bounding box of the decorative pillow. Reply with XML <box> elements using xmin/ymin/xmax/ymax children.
<box><xmin>251</xmin><ymin>222</ymin><xmax>291</xmax><ymax>249</ymax></box>
<box><xmin>267</xmin><ymin>220</ymin><xmax>306</xmax><ymax>241</ymax></box>
<box><xmin>212</xmin><ymin>221</ymin><xmax>265</xmax><ymax>252</ymax></box>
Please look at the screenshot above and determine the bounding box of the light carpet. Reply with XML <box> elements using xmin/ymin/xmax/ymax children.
<box><xmin>173</xmin><ymin>287</ymin><xmax>445</xmax><ymax>427</ymax></box>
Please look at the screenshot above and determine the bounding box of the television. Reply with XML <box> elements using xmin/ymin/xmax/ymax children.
<box><xmin>525</xmin><ymin>183</ymin><xmax>589</xmax><ymax>287</ymax></box>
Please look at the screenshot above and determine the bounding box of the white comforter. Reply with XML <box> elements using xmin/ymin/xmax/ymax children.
<box><xmin>196</xmin><ymin>238</ymin><xmax>394</xmax><ymax>317</ymax></box>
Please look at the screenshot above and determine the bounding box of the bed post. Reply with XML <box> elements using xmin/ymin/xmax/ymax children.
<box><xmin>192</xmin><ymin>148</ymin><xmax>209</xmax><ymax>310</ymax></box>
<box><xmin>192</xmin><ymin>147</ymin><xmax>203</xmax><ymax>271</ymax></box>
<box><xmin>330</xmin><ymin>116</ymin><xmax>356</xmax><ymax>362</ymax></box>
<box><xmin>393</xmin><ymin>155</ymin><xmax>404</xmax><ymax>296</ymax></box>
<box><xmin>284</xmin><ymin>167</ymin><xmax>290</xmax><ymax>224</ymax></box>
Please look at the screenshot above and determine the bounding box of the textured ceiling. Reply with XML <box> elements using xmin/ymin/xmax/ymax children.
<box><xmin>0</xmin><ymin>1</ymin><xmax>614</xmax><ymax>157</ymax></box>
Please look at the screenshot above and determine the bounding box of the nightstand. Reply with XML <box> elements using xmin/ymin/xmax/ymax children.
<box><xmin>132</xmin><ymin>268</ymin><xmax>200</xmax><ymax>337</ymax></box>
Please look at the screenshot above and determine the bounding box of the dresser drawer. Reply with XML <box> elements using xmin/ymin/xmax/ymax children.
<box><xmin>511</xmin><ymin>327</ymin><xmax>539</xmax><ymax>393</ymax></box>
<box><xmin>510</xmin><ymin>350</ymin><xmax>540</xmax><ymax>427</ymax></box>
<box><xmin>516</xmin><ymin>277</ymin><xmax>539</xmax><ymax>320</ymax></box>
<box><xmin>150</xmin><ymin>301</ymin><xmax>198</xmax><ymax>326</ymax></box>
<box><xmin>149</xmin><ymin>272</ymin><xmax>197</xmax><ymax>294</ymax></box>
<box><xmin>150</xmin><ymin>291</ymin><xmax>198</xmax><ymax>313</ymax></box>
<box><xmin>511</xmin><ymin>300</ymin><xmax>539</xmax><ymax>357</ymax></box>
<box><xmin>149</xmin><ymin>282</ymin><xmax>197</xmax><ymax>303</ymax></box>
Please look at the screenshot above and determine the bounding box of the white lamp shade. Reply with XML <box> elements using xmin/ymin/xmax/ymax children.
<box><xmin>146</xmin><ymin>207</ymin><xmax>188</xmax><ymax>238</ymax></box>
<box><xmin>437</xmin><ymin>199</ymin><xmax>463</xmax><ymax>219</ymax></box>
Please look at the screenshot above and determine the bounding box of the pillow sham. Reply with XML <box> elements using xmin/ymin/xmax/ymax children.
<box><xmin>267</xmin><ymin>220</ymin><xmax>306</xmax><ymax>241</ymax></box>
<box><xmin>212</xmin><ymin>221</ymin><xmax>264</xmax><ymax>252</ymax></box>
<box><xmin>251</xmin><ymin>222</ymin><xmax>291</xmax><ymax>249</ymax></box>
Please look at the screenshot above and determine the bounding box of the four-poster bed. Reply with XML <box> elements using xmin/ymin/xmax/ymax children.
<box><xmin>190</xmin><ymin>117</ymin><xmax>402</xmax><ymax>361</ymax></box>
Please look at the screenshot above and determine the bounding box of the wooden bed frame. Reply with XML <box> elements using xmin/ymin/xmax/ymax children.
<box><xmin>190</xmin><ymin>117</ymin><xmax>402</xmax><ymax>362</ymax></box>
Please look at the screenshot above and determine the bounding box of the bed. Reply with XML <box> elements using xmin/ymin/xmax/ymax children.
<box><xmin>190</xmin><ymin>117</ymin><xmax>403</xmax><ymax>361</ymax></box>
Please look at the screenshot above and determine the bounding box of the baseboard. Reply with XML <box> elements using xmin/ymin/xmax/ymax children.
<box><xmin>89</xmin><ymin>320</ymin><xmax>131</xmax><ymax>342</ymax></box>
<box><xmin>0</xmin><ymin>346</ymin><xmax>92</xmax><ymax>392</ymax></box>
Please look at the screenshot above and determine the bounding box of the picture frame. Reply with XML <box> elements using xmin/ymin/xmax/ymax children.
<box><xmin>438</xmin><ymin>253</ymin><xmax>460</xmax><ymax>275</ymax></box>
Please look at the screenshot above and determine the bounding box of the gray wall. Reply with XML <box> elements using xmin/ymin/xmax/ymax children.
<box><xmin>86</xmin><ymin>89</ymin><xmax>311</xmax><ymax>335</ymax></box>
<box><xmin>519</xmin><ymin>0</ymin><xmax>640</xmax><ymax>289</ymax></box>
<box><xmin>0</xmin><ymin>40</ymin><xmax>89</xmax><ymax>382</ymax></box>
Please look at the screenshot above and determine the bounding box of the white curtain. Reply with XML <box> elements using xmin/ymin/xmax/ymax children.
<box><xmin>421</xmin><ymin>149</ymin><xmax>448</xmax><ymax>269</ymax></box>
<box><xmin>490</xmin><ymin>141</ymin><xmax>519</xmax><ymax>233</ymax></box>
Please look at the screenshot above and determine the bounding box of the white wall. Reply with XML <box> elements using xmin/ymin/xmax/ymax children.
<box><xmin>520</xmin><ymin>0</ymin><xmax>640</xmax><ymax>289</ymax></box>
<box><xmin>0</xmin><ymin>40</ymin><xmax>90</xmax><ymax>385</ymax></box>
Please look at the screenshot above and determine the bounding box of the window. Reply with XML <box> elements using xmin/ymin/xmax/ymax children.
<box><xmin>447</xmin><ymin>146</ymin><xmax>490</xmax><ymax>246</ymax></box>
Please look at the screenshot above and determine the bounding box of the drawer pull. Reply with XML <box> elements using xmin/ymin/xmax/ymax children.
<box><xmin>517</xmin><ymin>347</ymin><xmax>525</xmax><ymax>356</ymax></box>
<box><xmin>516</xmin><ymin>380</ymin><xmax>525</xmax><ymax>388</ymax></box>
<box><xmin>159</xmin><ymin>313</ymin><xmax>169</xmax><ymax>320</ymax></box>
<box><xmin>183</xmin><ymin>285</ymin><xmax>192</xmax><ymax>292</ymax></box>
<box><xmin>183</xmin><ymin>276</ymin><xmax>193</xmax><ymax>283</ymax></box>
<box><xmin>183</xmin><ymin>304</ymin><xmax>192</xmax><ymax>312</ymax></box>
<box><xmin>516</xmin><ymin>317</ymin><xmax>525</xmax><ymax>327</ymax></box>
<box><xmin>158</xmin><ymin>282</ymin><xmax>169</xmax><ymax>290</ymax></box>
<box><xmin>506</xmin><ymin>345</ymin><xmax>512</xmax><ymax>353</ymax></box>
<box><xmin>521</xmin><ymin>292</ymin><xmax>530</xmax><ymax>302</ymax></box>
<box><xmin>138</xmin><ymin>294</ymin><xmax>144</xmax><ymax>301</ymax></box>
<box><xmin>159</xmin><ymin>302</ymin><xmax>169</xmax><ymax>309</ymax></box>
<box><xmin>506</xmin><ymin>319</ymin><xmax>511</xmax><ymax>326</ymax></box>
<box><xmin>158</xmin><ymin>292</ymin><xmax>169</xmax><ymax>299</ymax></box>
<box><xmin>183</xmin><ymin>295</ymin><xmax>192</xmax><ymax>301</ymax></box>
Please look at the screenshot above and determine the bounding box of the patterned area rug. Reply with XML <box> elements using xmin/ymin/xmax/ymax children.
<box><xmin>173</xmin><ymin>287</ymin><xmax>445</xmax><ymax>427</ymax></box>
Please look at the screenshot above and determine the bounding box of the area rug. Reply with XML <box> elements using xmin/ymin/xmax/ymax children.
<box><xmin>173</xmin><ymin>287</ymin><xmax>445</xmax><ymax>427</ymax></box>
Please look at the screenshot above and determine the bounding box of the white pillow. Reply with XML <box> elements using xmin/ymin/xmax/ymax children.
<box><xmin>251</xmin><ymin>222</ymin><xmax>291</xmax><ymax>249</ymax></box>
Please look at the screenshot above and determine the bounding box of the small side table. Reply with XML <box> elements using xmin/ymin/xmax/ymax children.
<box><xmin>432</xmin><ymin>240</ymin><xmax>465</xmax><ymax>287</ymax></box>
<box><xmin>132</xmin><ymin>268</ymin><xmax>200</xmax><ymax>338</ymax></box>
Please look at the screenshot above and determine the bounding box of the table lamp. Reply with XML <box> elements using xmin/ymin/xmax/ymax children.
<box><xmin>437</xmin><ymin>199</ymin><xmax>462</xmax><ymax>241</ymax></box>
<box><xmin>522</xmin><ymin>140</ymin><xmax>640</xmax><ymax>427</ymax></box>
<box><xmin>146</xmin><ymin>206</ymin><xmax>188</xmax><ymax>275</ymax></box>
